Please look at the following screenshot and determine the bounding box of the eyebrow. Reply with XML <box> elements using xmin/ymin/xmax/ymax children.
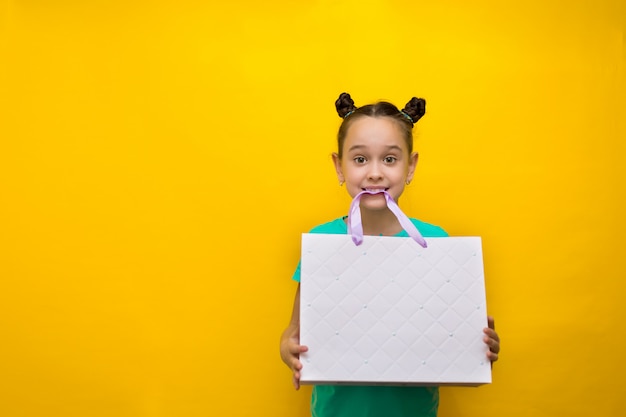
<box><xmin>347</xmin><ymin>144</ymin><xmax>404</xmax><ymax>152</ymax></box>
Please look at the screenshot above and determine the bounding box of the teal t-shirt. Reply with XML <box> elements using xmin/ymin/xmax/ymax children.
<box><xmin>293</xmin><ymin>217</ymin><xmax>448</xmax><ymax>417</ymax></box>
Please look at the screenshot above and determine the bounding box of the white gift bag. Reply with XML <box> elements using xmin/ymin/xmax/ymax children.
<box><xmin>299</xmin><ymin>191</ymin><xmax>491</xmax><ymax>386</ymax></box>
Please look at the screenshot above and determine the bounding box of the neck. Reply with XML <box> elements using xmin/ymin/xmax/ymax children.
<box><xmin>360</xmin><ymin>207</ymin><xmax>404</xmax><ymax>236</ymax></box>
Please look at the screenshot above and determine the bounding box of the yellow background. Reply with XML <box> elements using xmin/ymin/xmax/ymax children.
<box><xmin>1</xmin><ymin>0</ymin><xmax>624</xmax><ymax>416</ymax></box>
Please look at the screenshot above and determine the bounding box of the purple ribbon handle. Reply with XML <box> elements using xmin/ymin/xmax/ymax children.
<box><xmin>347</xmin><ymin>190</ymin><xmax>427</xmax><ymax>248</ymax></box>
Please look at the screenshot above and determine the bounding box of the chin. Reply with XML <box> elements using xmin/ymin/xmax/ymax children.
<box><xmin>358</xmin><ymin>194</ymin><xmax>389</xmax><ymax>211</ymax></box>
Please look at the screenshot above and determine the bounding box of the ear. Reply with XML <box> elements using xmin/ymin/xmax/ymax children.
<box><xmin>332</xmin><ymin>152</ymin><xmax>345</xmax><ymax>183</ymax></box>
<box><xmin>406</xmin><ymin>152</ymin><xmax>419</xmax><ymax>183</ymax></box>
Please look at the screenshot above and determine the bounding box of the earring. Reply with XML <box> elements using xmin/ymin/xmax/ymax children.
<box><xmin>339</xmin><ymin>181</ymin><xmax>344</xmax><ymax>186</ymax></box>
<box><xmin>406</xmin><ymin>180</ymin><xmax>411</xmax><ymax>185</ymax></box>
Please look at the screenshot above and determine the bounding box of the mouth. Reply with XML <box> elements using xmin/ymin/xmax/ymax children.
<box><xmin>362</xmin><ymin>188</ymin><xmax>389</xmax><ymax>193</ymax></box>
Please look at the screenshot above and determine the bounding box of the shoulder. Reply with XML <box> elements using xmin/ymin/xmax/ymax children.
<box><xmin>308</xmin><ymin>217</ymin><xmax>347</xmax><ymax>235</ymax></box>
<box><xmin>409</xmin><ymin>217</ymin><xmax>449</xmax><ymax>237</ymax></box>
<box><xmin>292</xmin><ymin>218</ymin><xmax>346</xmax><ymax>283</ymax></box>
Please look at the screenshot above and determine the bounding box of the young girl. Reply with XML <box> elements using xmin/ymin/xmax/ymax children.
<box><xmin>280</xmin><ymin>93</ymin><xmax>500</xmax><ymax>417</ymax></box>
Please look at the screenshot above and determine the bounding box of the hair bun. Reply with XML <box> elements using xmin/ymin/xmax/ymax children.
<box><xmin>335</xmin><ymin>92</ymin><xmax>357</xmax><ymax>118</ymax></box>
<box><xmin>402</xmin><ymin>97</ymin><xmax>426</xmax><ymax>123</ymax></box>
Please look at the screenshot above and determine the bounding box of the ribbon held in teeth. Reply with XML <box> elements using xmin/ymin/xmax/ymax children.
<box><xmin>347</xmin><ymin>190</ymin><xmax>428</xmax><ymax>248</ymax></box>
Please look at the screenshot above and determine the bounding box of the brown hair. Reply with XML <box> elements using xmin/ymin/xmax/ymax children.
<box><xmin>334</xmin><ymin>92</ymin><xmax>426</xmax><ymax>158</ymax></box>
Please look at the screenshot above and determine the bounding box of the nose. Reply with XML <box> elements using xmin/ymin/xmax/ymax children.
<box><xmin>367</xmin><ymin>161</ymin><xmax>383</xmax><ymax>181</ymax></box>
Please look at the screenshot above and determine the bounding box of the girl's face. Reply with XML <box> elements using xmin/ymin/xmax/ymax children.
<box><xmin>332</xmin><ymin>116</ymin><xmax>418</xmax><ymax>213</ymax></box>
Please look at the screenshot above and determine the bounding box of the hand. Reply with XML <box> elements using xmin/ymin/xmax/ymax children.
<box><xmin>280</xmin><ymin>325</ymin><xmax>309</xmax><ymax>390</ymax></box>
<box><xmin>483</xmin><ymin>315</ymin><xmax>500</xmax><ymax>364</ymax></box>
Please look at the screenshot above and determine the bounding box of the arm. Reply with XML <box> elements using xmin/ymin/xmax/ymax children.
<box><xmin>483</xmin><ymin>316</ymin><xmax>500</xmax><ymax>364</ymax></box>
<box><xmin>280</xmin><ymin>284</ymin><xmax>309</xmax><ymax>390</ymax></box>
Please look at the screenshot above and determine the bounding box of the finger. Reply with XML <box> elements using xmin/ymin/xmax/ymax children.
<box><xmin>291</xmin><ymin>358</ymin><xmax>303</xmax><ymax>372</ymax></box>
<box><xmin>483</xmin><ymin>338</ymin><xmax>500</xmax><ymax>355</ymax></box>
<box><xmin>483</xmin><ymin>334</ymin><xmax>500</xmax><ymax>352</ymax></box>
<box><xmin>487</xmin><ymin>349</ymin><xmax>499</xmax><ymax>362</ymax></box>
<box><xmin>289</xmin><ymin>344</ymin><xmax>309</xmax><ymax>355</ymax></box>
<box><xmin>294</xmin><ymin>368</ymin><xmax>303</xmax><ymax>390</ymax></box>
<box><xmin>483</xmin><ymin>327</ymin><xmax>500</xmax><ymax>342</ymax></box>
<box><xmin>487</xmin><ymin>315</ymin><xmax>495</xmax><ymax>331</ymax></box>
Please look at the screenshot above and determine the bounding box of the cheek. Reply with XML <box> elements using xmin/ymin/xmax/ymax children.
<box><xmin>391</xmin><ymin>165</ymin><xmax>410</xmax><ymax>180</ymax></box>
<box><xmin>342</xmin><ymin>166</ymin><xmax>361</xmax><ymax>180</ymax></box>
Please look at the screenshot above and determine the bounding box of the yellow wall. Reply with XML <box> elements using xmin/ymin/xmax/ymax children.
<box><xmin>1</xmin><ymin>1</ymin><xmax>624</xmax><ymax>416</ymax></box>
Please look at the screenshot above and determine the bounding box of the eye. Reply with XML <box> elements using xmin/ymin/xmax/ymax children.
<box><xmin>383</xmin><ymin>156</ymin><xmax>397</xmax><ymax>164</ymax></box>
<box><xmin>354</xmin><ymin>156</ymin><xmax>367</xmax><ymax>164</ymax></box>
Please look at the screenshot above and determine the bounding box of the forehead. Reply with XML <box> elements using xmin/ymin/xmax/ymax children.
<box><xmin>343</xmin><ymin>116</ymin><xmax>408</xmax><ymax>153</ymax></box>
